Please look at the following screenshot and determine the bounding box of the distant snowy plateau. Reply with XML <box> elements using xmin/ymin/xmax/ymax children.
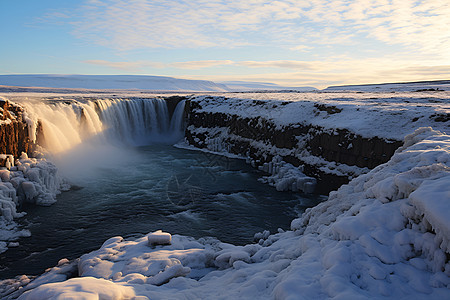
<box><xmin>0</xmin><ymin>74</ymin><xmax>449</xmax><ymax>92</ymax></box>
<box><xmin>0</xmin><ymin>75</ymin><xmax>316</xmax><ymax>92</ymax></box>
<box><xmin>0</xmin><ymin>79</ymin><xmax>449</xmax><ymax>299</ymax></box>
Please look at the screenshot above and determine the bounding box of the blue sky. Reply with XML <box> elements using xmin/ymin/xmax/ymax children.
<box><xmin>1</xmin><ymin>0</ymin><xmax>449</xmax><ymax>88</ymax></box>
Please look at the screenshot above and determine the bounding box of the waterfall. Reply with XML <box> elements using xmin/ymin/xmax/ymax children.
<box><xmin>169</xmin><ymin>100</ymin><xmax>186</xmax><ymax>140</ymax></box>
<box><xmin>21</xmin><ymin>98</ymin><xmax>186</xmax><ymax>153</ymax></box>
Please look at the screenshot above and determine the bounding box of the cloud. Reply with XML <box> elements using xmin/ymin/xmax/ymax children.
<box><xmin>83</xmin><ymin>58</ymin><xmax>450</xmax><ymax>88</ymax></box>
<box><xmin>181</xmin><ymin>59</ymin><xmax>450</xmax><ymax>88</ymax></box>
<box><xmin>289</xmin><ymin>45</ymin><xmax>312</xmax><ymax>52</ymax></box>
<box><xmin>237</xmin><ymin>61</ymin><xmax>319</xmax><ymax>70</ymax></box>
<box><xmin>84</xmin><ymin>59</ymin><xmax>323</xmax><ymax>71</ymax></box>
<box><xmin>84</xmin><ymin>60</ymin><xmax>164</xmax><ymax>71</ymax></box>
<box><xmin>170</xmin><ymin>60</ymin><xmax>234</xmax><ymax>70</ymax></box>
<box><xmin>65</xmin><ymin>0</ymin><xmax>449</xmax><ymax>61</ymax></box>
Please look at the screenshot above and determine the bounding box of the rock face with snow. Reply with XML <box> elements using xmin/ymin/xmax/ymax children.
<box><xmin>8</xmin><ymin>127</ymin><xmax>449</xmax><ymax>299</ymax></box>
<box><xmin>184</xmin><ymin>94</ymin><xmax>419</xmax><ymax>193</ymax></box>
<box><xmin>0</xmin><ymin>98</ymin><xmax>31</xmax><ymax>160</ymax></box>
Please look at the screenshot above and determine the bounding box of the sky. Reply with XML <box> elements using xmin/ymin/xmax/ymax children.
<box><xmin>0</xmin><ymin>0</ymin><xmax>449</xmax><ymax>88</ymax></box>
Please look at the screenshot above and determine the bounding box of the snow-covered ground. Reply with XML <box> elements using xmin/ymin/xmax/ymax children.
<box><xmin>324</xmin><ymin>80</ymin><xmax>450</xmax><ymax>92</ymax></box>
<box><xmin>3</xmin><ymin>127</ymin><xmax>448</xmax><ymax>299</ymax></box>
<box><xmin>184</xmin><ymin>91</ymin><xmax>449</xmax><ymax>190</ymax></box>
<box><xmin>189</xmin><ymin>91</ymin><xmax>449</xmax><ymax>140</ymax></box>
<box><xmin>218</xmin><ymin>81</ymin><xmax>317</xmax><ymax>92</ymax></box>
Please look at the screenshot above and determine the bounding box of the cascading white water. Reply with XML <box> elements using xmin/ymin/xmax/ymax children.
<box><xmin>22</xmin><ymin>98</ymin><xmax>186</xmax><ymax>153</ymax></box>
<box><xmin>169</xmin><ymin>100</ymin><xmax>186</xmax><ymax>133</ymax></box>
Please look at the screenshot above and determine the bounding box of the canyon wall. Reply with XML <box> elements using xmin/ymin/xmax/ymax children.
<box><xmin>184</xmin><ymin>99</ymin><xmax>403</xmax><ymax>194</ymax></box>
<box><xmin>0</xmin><ymin>95</ymin><xmax>424</xmax><ymax>194</ymax></box>
<box><xmin>0</xmin><ymin>100</ymin><xmax>31</xmax><ymax>166</ymax></box>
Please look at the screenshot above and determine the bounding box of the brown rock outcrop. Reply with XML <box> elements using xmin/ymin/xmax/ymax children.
<box><xmin>0</xmin><ymin>100</ymin><xmax>31</xmax><ymax>162</ymax></box>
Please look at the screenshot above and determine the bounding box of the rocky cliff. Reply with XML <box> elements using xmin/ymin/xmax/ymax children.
<box><xmin>0</xmin><ymin>99</ymin><xmax>31</xmax><ymax>166</ymax></box>
<box><xmin>184</xmin><ymin>97</ymin><xmax>405</xmax><ymax>194</ymax></box>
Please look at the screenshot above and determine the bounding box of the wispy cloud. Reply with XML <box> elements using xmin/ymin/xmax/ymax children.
<box><xmin>289</xmin><ymin>45</ymin><xmax>313</xmax><ymax>52</ymax></box>
<box><xmin>68</xmin><ymin>0</ymin><xmax>449</xmax><ymax>60</ymax></box>
<box><xmin>84</xmin><ymin>59</ymin><xmax>323</xmax><ymax>71</ymax></box>
<box><xmin>170</xmin><ymin>60</ymin><xmax>234</xmax><ymax>70</ymax></box>
<box><xmin>237</xmin><ymin>60</ymin><xmax>319</xmax><ymax>70</ymax></box>
<box><xmin>84</xmin><ymin>59</ymin><xmax>164</xmax><ymax>71</ymax></box>
<box><xmin>83</xmin><ymin>58</ymin><xmax>450</xmax><ymax>88</ymax></box>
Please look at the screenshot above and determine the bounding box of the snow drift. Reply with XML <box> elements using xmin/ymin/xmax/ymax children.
<box><xmin>9</xmin><ymin>127</ymin><xmax>450</xmax><ymax>299</ymax></box>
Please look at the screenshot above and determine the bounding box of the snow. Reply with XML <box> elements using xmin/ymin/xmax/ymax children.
<box><xmin>324</xmin><ymin>80</ymin><xmax>450</xmax><ymax>92</ymax></box>
<box><xmin>189</xmin><ymin>92</ymin><xmax>449</xmax><ymax>141</ymax></box>
<box><xmin>9</xmin><ymin>127</ymin><xmax>450</xmax><ymax>299</ymax></box>
<box><xmin>0</xmin><ymin>75</ymin><xmax>318</xmax><ymax>93</ymax></box>
<box><xmin>0</xmin><ymin>153</ymin><xmax>69</xmax><ymax>254</ymax></box>
<box><xmin>18</xmin><ymin>277</ymin><xmax>136</xmax><ymax>300</ymax></box>
<box><xmin>258</xmin><ymin>155</ymin><xmax>316</xmax><ymax>193</ymax></box>
<box><xmin>219</xmin><ymin>81</ymin><xmax>317</xmax><ymax>92</ymax></box>
<box><xmin>148</xmin><ymin>230</ymin><xmax>172</xmax><ymax>246</ymax></box>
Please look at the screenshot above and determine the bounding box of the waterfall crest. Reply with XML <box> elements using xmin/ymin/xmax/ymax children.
<box><xmin>22</xmin><ymin>98</ymin><xmax>186</xmax><ymax>153</ymax></box>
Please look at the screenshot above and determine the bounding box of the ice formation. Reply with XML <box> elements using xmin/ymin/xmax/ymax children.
<box><xmin>5</xmin><ymin>127</ymin><xmax>449</xmax><ymax>299</ymax></box>
<box><xmin>0</xmin><ymin>153</ymin><xmax>69</xmax><ymax>254</ymax></box>
<box><xmin>259</xmin><ymin>155</ymin><xmax>316</xmax><ymax>193</ymax></box>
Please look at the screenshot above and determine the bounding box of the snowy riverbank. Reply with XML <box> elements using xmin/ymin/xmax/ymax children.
<box><xmin>185</xmin><ymin>91</ymin><xmax>449</xmax><ymax>193</ymax></box>
<box><xmin>0</xmin><ymin>153</ymin><xmax>69</xmax><ymax>254</ymax></box>
<box><xmin>3</xmin><ymin>127</ymin><xmax>449</xmax><ymax>299</ymax></box>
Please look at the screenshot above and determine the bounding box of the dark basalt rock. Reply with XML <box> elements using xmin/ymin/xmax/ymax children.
<box><xmin>185</xmin><ymin>105</ymin><xmax>403</xmax><ymax>194</ymax></box>
<box><xmin>164</xmin><ymin>96</ymin><xmax>189</xmax><ymax>118</ymax></box>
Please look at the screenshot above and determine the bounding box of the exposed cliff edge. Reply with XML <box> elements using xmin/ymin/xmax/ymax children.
<box><xmin>0</xmin><ymin>99</ymin><xmax>31</xmax><ymax>164</ymax></box>
<box><xmin>2</xmin><ymin>92</ymin><xmax>448</xmax><ymax>195</ymax></box>
<box><xmin>183</xmin><ymin>93</ymin><xmax>449</xmax><ymax>194</ymax></box>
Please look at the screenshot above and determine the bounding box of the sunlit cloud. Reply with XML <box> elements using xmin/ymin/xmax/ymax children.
<box><xmin>84</xmin><ymin>59</ymin><xmax>323</xmax><ymax>71</ymax></box>
<box><xmin>289</xmin><ymin>45</ymin><xmax>313</xmax><ymax>52</ymax></box>
<box><xmin>84</xmin><ymin>60</ymin><xmax>164</xmax><ymax>71</ymax></box>
<box><xmin>170</xmin><ymin>60</ymin><xmax>235</xmax><ymax>70</ymax></box>
<box><xmin>237</xmin><ymin>61</ymin><xmax>319</xmax><ymax>70</ymax></box>
<box><xmin>83</xmin><ymin>58</ymin><xmax>450</xmax><ymax>88</ymax></box>
<box><xmin>185</xmin><ymin>59</ymin><xmax>450</xmax><ymax>88</ymax></box>
<box><xmin>70</xmin><ymin>0</ymin><xmax>450</xmax><ymax>61</ymax></box>
<box><xmin>31</xmin><ymin>0</ymin><xmax>449</xmax><ymax>87</ymax></box>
